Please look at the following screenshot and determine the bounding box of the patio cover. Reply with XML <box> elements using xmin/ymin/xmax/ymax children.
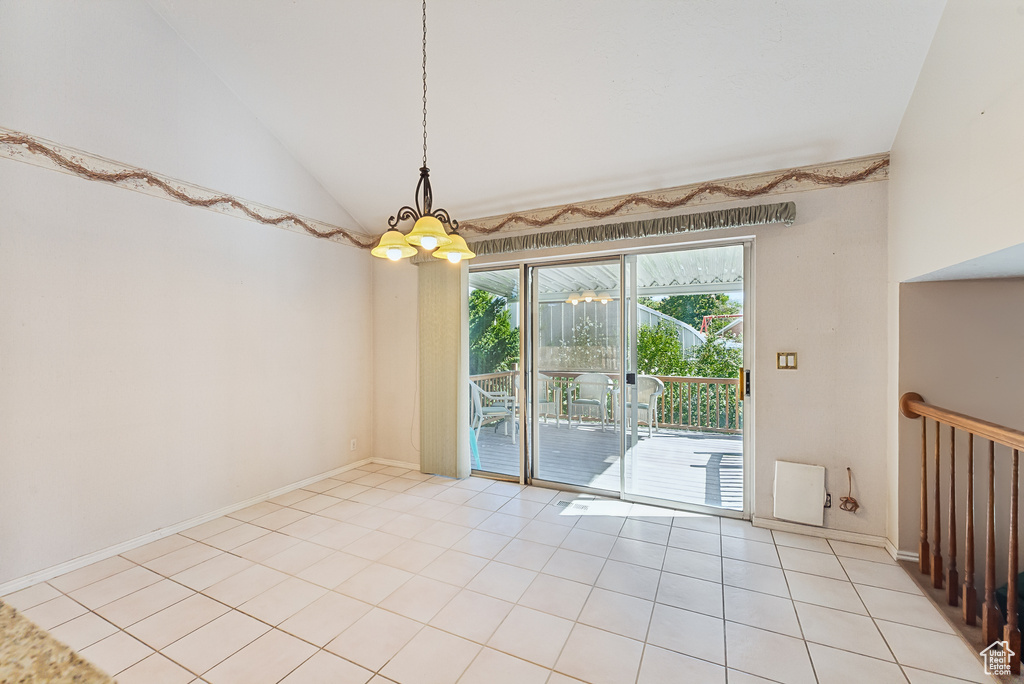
<box><xmin>469</xmin><ymin>244</ymin><xmax>743</xmax><ymax>302</ymax></box>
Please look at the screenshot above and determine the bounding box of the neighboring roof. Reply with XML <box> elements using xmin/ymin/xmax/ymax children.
<box><xmin>719</xmin><ymin>317</ymin><xmax>744</xmax><ymax>337</ymax></box>
<box><xmin>469</xmin><ymin>245</ymin><xmax>743</xmax><ymax>301</ymax></box>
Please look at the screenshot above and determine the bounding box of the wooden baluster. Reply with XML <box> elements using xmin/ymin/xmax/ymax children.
<box><xmin>696</xmin><ymin>382</ymin><xmax>701</xmax><ymax>429</ymax></box>
<box><xmin>705</xmin><ymin>382</ymin><xmax>710</xmax><ymax>429</ymax></box>
<box><xmin>698</xmin><ymin>382</ymin><xmax>703</xmax><ymax>429</ymax></box>
<box><xmin>932</xmin><ymin>421</ymin><xmax>944</xmax><ymax>589</ymax></box>
<box><xmin>658</xmin><ymin>380</ymin><xmax>664</xmax><ymax>427</ymax></box>
<box><xmin>1006</xmin><ymin>449</ymin><xmax>1021</xmax><ymax>674</ymax></box>
<box><xmin>963</xmin><ymin>433</ymin><xmax>977</xmax><ymax>625</ymax></box>
<box><xmin>983</xmin><ymin>440</ymin><xmax>1002</xmax><ymax>646</ymax></box>
<box><xmin>703</xmin><ymin>382</ymin><xmax>708</xmax><ymax>429</ymax></box>
<box><xmin>920</xmin><ymin>418</ymin><xmax>930</xmax><ymax>575</ymax></box>
<box><xmin>686</xmin><ymin>382</ymin><xmax>692</xmax><ymax>427</ymax></box>
<box><xmin>668</xmin><ymin>381</ymin><xmax>674</xmax><ymax>427</ymax></box>
<box><xmin>947</xmin><ymin>425</ymin><xmax>959</xmax><ymax>605</ymax></box>
<box><xmin>715</xmin><ymin>383</ymin><xmax>721</xmax><ymax>429</ymax></box>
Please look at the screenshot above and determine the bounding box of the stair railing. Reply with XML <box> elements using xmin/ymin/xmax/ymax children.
<box><xmin>901</xmin><ymin>392</ymin><xmax>1024</xmax><ymax>674</ymax></box>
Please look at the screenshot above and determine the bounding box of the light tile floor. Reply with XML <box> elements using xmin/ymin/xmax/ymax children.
<box><xmin>3</xmin><ymin>463</ymin><xmax>994</xmax><ymax>684</ymax></box>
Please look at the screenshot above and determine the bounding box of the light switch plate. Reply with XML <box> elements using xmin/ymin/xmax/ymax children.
<box><xmin>777</xmin><ymin>352</ymin><xmax>798</xmax><ymax>369</ymax></box>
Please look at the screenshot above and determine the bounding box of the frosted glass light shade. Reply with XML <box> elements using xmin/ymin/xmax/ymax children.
<box><xmin>432</xmin><ymin>232</ymin><xmax>475</xmax><ymax>262</ymax></box>
<box><xmin>405</xmin><ymin>215</ymin><xmax>452</xmax><ymax>248</ymax></box>
<box><xmin>370</xmin><ymin>230</ymin><xmax>417</xmax><ymax>260</ymax></box>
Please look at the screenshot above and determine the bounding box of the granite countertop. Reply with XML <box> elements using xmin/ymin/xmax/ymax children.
<box><xmin>0</xmin><ymin>599</ymin><xmax>113</xmax><ymax>684</ymax></box>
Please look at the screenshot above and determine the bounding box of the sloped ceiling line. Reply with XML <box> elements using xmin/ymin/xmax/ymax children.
<box><xmin>0</xmin><ymin>128</ymin><xmax>375</xmax><ymax>249</ymax></box>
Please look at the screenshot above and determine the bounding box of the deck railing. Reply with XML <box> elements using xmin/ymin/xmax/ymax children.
<box><xmin>900</xmin><ymin>392</ymin><xmax>1024</xmax><ymax>674</ymax></box>
<box><xmin>471</xmin><ymin>371</ymin><xmax>517</xmax><ymax>397</ymax></box>
<box><xmin>654</xmin><ymin>375</ymin><xmax>742</xmax><ymax>434</ymax></box>
<box><xmin>471</xmin><ymin>370</ymin><xmax>743</xmax><ymax>434</ymax></box>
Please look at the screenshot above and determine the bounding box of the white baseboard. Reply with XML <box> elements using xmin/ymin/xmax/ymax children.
<box><xmin>371</xmin><ymin>457</ymin><xmax>422</xmax><ymax>470</ymax></box>
<box><xmin>751</xmin><ymin>515</ymin><xmax>888</xmax><ymax>548</ymax></box>
<box><xmin>884</xmin><ymin>538</ymin><xmax>920</xmax><ymax>564</ymax></box>
<box><xmin>0</xmin><ymin>457</ymin><xmax>375</xmax><ymax>596</ymax></box>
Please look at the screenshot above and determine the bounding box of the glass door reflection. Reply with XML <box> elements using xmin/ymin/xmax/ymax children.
<box><xmin>532</xmin><ymin>260</ymin><xmax>621</xmax><ymax>492</ymax></box>
<box><xmin>468</xmin><ymin>268</ymin><xmax>521</xmax><ymax>478</ymax></box>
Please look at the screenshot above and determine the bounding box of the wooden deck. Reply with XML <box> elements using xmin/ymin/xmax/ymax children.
<box><xmin>474</xmin><ymin>420</ymin><xmax>743</xmax><ymax>511</ymax></box>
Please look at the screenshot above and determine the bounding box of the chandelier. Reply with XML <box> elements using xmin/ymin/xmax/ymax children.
<box><xmin>371</xmin><ymin>0</ymin><xmax>474</xmax><ymax>264</ymax></box>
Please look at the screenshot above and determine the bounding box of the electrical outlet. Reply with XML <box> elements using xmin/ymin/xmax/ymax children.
<box><xmin>350</xmin><ymin>439</ymin><xmax>357</xmax><ymax>452</ymax></box>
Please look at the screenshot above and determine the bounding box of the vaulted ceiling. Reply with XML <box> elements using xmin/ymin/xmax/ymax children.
<box><xmin>149</xmin><ymin>0</ymin><xmax>945</xmax><ymax>233</ymax></box>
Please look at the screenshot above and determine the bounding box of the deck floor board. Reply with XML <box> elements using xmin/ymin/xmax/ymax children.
<box><xmin>475</xmin><ymin>420</ymin><xmax>743</xmax><ymax>510</ymax></box>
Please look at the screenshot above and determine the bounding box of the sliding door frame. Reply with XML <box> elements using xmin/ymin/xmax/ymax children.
<box><xmin>469</xmin><ymin>236</ymin><xmax>755</xmax><ymax>519</ymax></box>
<box><xmin>528</xmin><ymin>255</ymin><xmax>624</xmax><ymax>497</ymax></box>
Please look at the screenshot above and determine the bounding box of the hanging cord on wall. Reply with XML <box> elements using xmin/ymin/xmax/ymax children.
<box><xmin>840</xmin><ymin>467</ymin><xmax>860</xmax><ymax>512</ymax></box>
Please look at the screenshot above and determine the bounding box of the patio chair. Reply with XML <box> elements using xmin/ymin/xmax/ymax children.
<box><xmin>537</xmin><ymin>373</ymin><xmax>562</xmax><ymax>427</ymax></box>
<box><xmin>567</xmin><ymin>372</ymin><xmax>612</xmax><ymax>430</ymax></box>
<box><xmin>624</xmin><ymin>375</ymin><xmax>665</xmax><ymax>437</ymax></box>
<box><xmin>470</xmin><ymin>381</ymin><xmax>517</xmax><ymax>444</ymax></box>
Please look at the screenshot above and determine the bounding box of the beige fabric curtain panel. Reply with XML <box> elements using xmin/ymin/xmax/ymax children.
<box><xmin>457</xmin><ymin>201</ymin><xmax>795</xmax><ymax>259</ymax></box>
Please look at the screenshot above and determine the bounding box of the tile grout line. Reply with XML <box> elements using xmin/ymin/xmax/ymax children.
<box><xmin>775</xmin><ymin>532</ymin><xmax>820</xmax><ymax>684</ymax></box>
<box><xmin>8</xmin><ymin>465</ymin><xmax>976</xmax><ymax>684</ymax></box>
<box><xmin>831</xmin><ymin>539</ymin><xmax>909</xmax><ymax>679</ymax></box>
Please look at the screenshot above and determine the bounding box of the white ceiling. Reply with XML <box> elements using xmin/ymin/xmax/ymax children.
<box><xmin>149</xmin><ymin>0</ymin><xmax>945</xmax><ymax>234</ymax></box>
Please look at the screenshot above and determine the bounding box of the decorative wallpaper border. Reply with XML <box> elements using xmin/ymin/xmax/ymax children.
<box><xmin>2</xmin><ymin>127</ymin><xmax>889</xmax><ymax>249</ymax></box>
<box><xmin>458</xmin><ymin>154</ymin><xmax>889</xmax><ymax>235</ymax></box>
<box><xmin>0</xmin><ymin>128</ymin><xmax>375</xmax><ymax>249</ymax></box>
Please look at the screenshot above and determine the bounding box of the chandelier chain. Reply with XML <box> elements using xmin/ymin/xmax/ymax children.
<box><xmin>421</xmin><ymin>0</ymin><xmax>428</xmax><ymax>168</ymax></box>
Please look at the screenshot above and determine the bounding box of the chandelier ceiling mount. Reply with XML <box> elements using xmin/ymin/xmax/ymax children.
<box><xmin>372</xmin><ymin>0</ymin><xmax>473</xmax><ymax>264</ymax></box>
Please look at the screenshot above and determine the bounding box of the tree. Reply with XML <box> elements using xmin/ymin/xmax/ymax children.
<box><xmin>468</xmin><ymin>289</ymin><xmax>519</xmax><ymax>375</ymax></box>
<box><xmin>636</xmin><ymin>321</ymin><xmax>741</xmax><ymax>379</ymax></box>
<box><xmin>553</xmin><ymin>315</ymin><xmax>610</xmax><ymax>371</ymax></box>
<box><xmin>683</xmin><ymin>337</ymin><xmax>743</xmax><ymax>379</ymax></box>
<box><xmin>640</xmin><ymin>293</ymin><xmax>740</xmax><ymax>334</ymax></box>
<box><xmin>637</xmin><ymin>322</ymin><xmax>686</xmax><ymax>376</ymax></box>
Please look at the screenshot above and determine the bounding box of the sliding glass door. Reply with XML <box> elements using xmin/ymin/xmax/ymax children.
<box><xmin>469</xmin><ymin>242</ymin><xmax>749</xmax><ymax>515</ymax></box>
<box><xmin>467</xmin><ymin>268</ymin><xmax>521</xmax><ymax>478</ymax></box>
<box><xmin>531</xmin><ymin>260</ymin><xmax>621</xmax><ymax>491</ymax></box>
<box><xmin>621</xmin><ymin>246</ymin><xmax>746</xmax><ymax>512</ymax></box>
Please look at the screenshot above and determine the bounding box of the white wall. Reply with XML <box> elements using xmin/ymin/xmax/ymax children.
<box><xmin>888</xmin><ymin>0</ymin><xmax>1024</xmax><ymax>282</ymax></box>
<box><xmin>750</xmin><ymin>183</ymin><xmax>888</xmax><ymax>536</ymax></box>
<box><xmin>897</xmin><ymin>279</ymin><xmax>1024</xmax><ymax>579</ymax></box>
<box><xmin>0</xmin><ymin>0</ymin><xmax>357</xmax><ymax>227</ymax></box>
<box><xmin>378</xmin><ymin>181</ymin><xmax>891</xmax><ymax>538</ymax></box>
<box><xmin>0</xmin><ymin>1</ymin><xmax>373</xmax><ymax>585</ymax></box>
<box><xmin>886</xmin><ymin>0</ymin><xmax>1024</xmax><ymax>549</ymax></box>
